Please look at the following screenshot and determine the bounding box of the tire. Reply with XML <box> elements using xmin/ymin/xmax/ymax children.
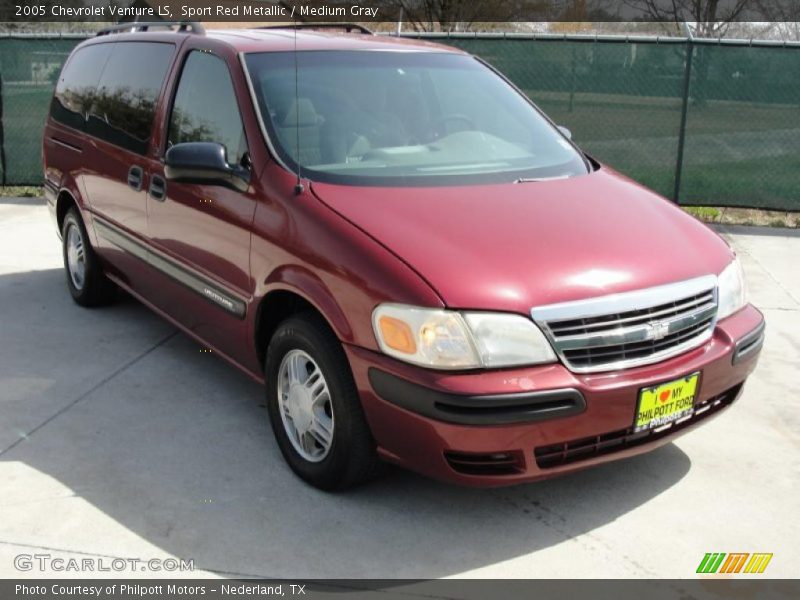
<box><xmin>265</xmin><ymin>313</ymin><xmax>379</xmax><ymax>491</ymax></box>
<box><xmin>62</xmin><ymin>207</ymin><xmax>116</xmax><ymax>307</ymax></box>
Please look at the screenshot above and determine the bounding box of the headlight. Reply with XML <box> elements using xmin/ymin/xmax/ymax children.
<box><xmin>717</xmin><ymin>257</ymin><xmax>747</xmax><ymax>320</ymax></box>
<box><xmin>372</xmin><ymin>304</ymin><xmax>557</xmax><ymax>369</ymax></box>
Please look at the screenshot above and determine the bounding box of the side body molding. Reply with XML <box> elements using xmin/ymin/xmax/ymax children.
<box><xmin>94</xmin><ymin>216</ymin><xmax>247</xmax><ymax>319</ymax></box>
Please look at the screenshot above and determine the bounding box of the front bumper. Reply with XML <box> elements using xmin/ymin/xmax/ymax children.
<box><xmin>346</xmin><ymin>304</ymin><xmax>765</xmax><ymax>486</ymax></box>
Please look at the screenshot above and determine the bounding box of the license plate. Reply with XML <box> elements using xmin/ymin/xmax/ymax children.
<box><xmin>634</xmin><ymin>372</ymin><xmax>700</xmax><ymax>432</ymax></box>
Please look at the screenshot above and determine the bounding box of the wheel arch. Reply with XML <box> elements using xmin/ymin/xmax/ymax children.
<box><xmin>254</xmin><ymin>275</ymin><xmax>355</xmax><ymax>371</ymax></box>
<box><xmin>55</xmin><ymin>189</ymin><xmax>79</xmax><ymax>233</ymax></box>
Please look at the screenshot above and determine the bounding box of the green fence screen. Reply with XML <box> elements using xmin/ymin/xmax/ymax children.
<box><xmin>433</xmin><ymin>35</ymin><xmax>800</xmax><ymax>211</ymax></box>
<box><xmin>1</xmin><ymin>33</ymin><xmax>798</xmax><ymax>210</ymax></box>
<box><xmin>0</xmin><ymin>36</ymin><xmax>82</xmax><ymax>187</ymax></box>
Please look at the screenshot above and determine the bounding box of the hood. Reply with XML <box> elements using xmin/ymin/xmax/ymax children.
<box><xmin>311</xmin><ymin>168</ymin><xmax>733</xmax><ymax>314</ymax></box>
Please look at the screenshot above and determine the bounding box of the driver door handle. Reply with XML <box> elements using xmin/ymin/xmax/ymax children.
<box><xmin>149</xmin><ymin>174</ymin><xmax>167</xmax><ymax>202</ymax></box>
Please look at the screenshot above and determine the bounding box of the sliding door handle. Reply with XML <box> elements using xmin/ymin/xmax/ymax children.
<box><xmin>127</xmin><ymin>165</ymin><xmax>143</xmax><ymax>191</ymax></box>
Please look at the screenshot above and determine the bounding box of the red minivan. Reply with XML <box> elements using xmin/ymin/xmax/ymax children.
<box><xmin>43</xmin><ymin>23</ymin><xmax>765</xmax><ymax>490</ymax></box>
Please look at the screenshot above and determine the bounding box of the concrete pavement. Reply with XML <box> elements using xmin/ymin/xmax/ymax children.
<box><xmin>0</xmin><ymin>198</ymin><xmax>798</xmax><ymax>579</ymax></box>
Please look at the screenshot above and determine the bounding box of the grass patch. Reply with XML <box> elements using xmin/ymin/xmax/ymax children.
<box><xmin>624</xmin><ymin>153</ymin><xmax>800</xmax><ymax>212</ymax></box>
<box><xmin>0</xmin><ymin>186</ymin><xmax>42</xmax><ymax>197</ymax></box>
<box><xmin>680</xmin><ymin>206</ymin><xmax>798</xmax><ymax>228</ymax></box>
<box><xmin>683</xmin><ymin>207</ymin><xmax>721</xmax><ymax>220</ymax></box>
<box><xmin>530</xmin><ymin>92</ymin><xmax>797</xmax><ymax>142</ymax></box>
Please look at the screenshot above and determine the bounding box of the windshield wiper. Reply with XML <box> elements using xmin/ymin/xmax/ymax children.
<box><xmin>514</xmin><ymin>175</ymin><xmax>570</xmax><ymax>184</ymax></box>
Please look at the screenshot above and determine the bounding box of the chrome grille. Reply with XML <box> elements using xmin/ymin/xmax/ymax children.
<box><xmin>532</xmin><ymin>275</ymin><xmax>718</xmax><ymax>373</ymax></box>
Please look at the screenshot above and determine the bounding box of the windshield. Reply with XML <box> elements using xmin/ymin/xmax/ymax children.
<box><xmin>244</xmin><ymin>51</ymin><xmax>589</xmax><ymax>186</ymax></box>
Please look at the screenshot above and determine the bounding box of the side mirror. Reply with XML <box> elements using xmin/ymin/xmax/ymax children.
<box><xmin>164</xmin><ymin>142</ymin><xmax>250</xmax><ymax>192</ymax></box>
<box><xmin>557</xmin><ymin>125</ymin><xmax>572</xmax><ymax>140</ymax></box>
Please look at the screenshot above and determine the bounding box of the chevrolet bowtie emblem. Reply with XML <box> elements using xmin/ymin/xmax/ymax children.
<box><xmin>645</xmin><ymin>320</ymin><xmax>670</xmax><ymax>341</ymax></box>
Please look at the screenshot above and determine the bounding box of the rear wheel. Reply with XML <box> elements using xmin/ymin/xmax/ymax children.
<box><xmin>62</xmin><ymin>208</ymin><xmax>116</xmax><ymax>307</ymax></box>
<box><xmin>265</xmin><ymin>313</ymin><xmax>379</xmax><ymax>490</ymax></box>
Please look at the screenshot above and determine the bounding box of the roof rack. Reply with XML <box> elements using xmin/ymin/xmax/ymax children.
<box><xmin>96</xmin><ymin>21</ymin><xmax>205</xmax><ymax>37</ymax></box>
<box><xmin>257</xmin><ymin>23</ymin><xmax>374</xmax><ymax>35</ymax></box>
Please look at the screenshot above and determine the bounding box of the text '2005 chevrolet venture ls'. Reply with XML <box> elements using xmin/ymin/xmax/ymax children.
<box><xmin>43</xmin><ymin>23</ymin><xmax>765</xmax><ymax>490</ymax></box>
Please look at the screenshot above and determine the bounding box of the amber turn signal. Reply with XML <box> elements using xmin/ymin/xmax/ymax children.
<box><xmin>378</xmin><ymin>316</ymin><xmax>417</xmax><ymax>355</ymax></box>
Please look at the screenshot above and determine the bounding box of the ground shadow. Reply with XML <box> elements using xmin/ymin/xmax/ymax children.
<box><xmin>713</xmin><ymin>223</ymin><xmax>800</xmax><ymax>238</ymax></box>
<box><xmin>1</xmin><ymin>268</ymin><xmax>692</xmax><ymax>578</ymax></box>
<box><xmin>0</xmin><ymin>196</ymin><xmax>45</xmax><ymax>206</ymax></box>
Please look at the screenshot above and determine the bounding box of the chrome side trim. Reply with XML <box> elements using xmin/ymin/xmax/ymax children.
<box><xmin>94</xmin><ymin>217</ymin><xmax>247</xmax><ymax>319</ymax></box>
<box><xmin>43</xmin><ymin>180</ymin><xmax>59</xmax><ymax>201</ymax></box>
<box><xmin>95</xmin><ymin>218</ymin><xmax>148</xmax><ymax>260</ymax></box>
<box><xmin>49</xmin><ymin>136</ymin><xmax>82</xmax><ymax>153</ymax></box>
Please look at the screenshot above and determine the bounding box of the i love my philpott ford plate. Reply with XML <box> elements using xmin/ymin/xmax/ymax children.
<box><xmin>634</xmin><ymin>372</ymin><xmax>700</xmax><ymax>432</ymax></box>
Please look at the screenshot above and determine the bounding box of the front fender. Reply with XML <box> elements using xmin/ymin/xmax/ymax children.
<box><xmin>262</xmin><ymin>266</ymin><xmax>355</xmax><ymax>344</ymax></box>
<box><xmin>249</xmin><ymin>168</ymin><xmax>444</xmax><ymax>355</ymax></box>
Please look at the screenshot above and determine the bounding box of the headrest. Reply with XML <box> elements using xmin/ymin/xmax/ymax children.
<box><xmin>281</xmin><ymin>98</ymin><xmax>320</xmax><ymax>127</ymax></box>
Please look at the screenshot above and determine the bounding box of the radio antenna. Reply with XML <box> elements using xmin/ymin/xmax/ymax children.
<box><xmin>293</xmin><ymin>19</ymin><xmax>304</xmax><ymax>195</ymax></box>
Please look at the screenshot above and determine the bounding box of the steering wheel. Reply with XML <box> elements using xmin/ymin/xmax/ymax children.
<box><xmin>431</xmin><ymin>114</ymin><xmax>476</xmax><ymax>137</ymax></box>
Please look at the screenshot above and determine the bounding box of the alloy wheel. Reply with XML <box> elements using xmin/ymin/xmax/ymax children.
<box><xmin>277</xmin><ymin>349</ymin><xmax>335</xmax><ymax>462</ymax></box>
<box><xmin>65</xmin><ymin>222</ymin><xmax>86</xmax><ymax>290</ymax></box>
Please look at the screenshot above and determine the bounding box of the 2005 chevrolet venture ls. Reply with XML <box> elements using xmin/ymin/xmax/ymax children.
<box><xmin>43</xmin><ymin>23</ymin><xmax>764</xmax><ymax>490</ymax></box>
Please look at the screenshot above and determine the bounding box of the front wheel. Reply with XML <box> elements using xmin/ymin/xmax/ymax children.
<box><xmin>265</xmin><ymin>314</ymin><xmax>379</xmax><ymax>490</ymax></box>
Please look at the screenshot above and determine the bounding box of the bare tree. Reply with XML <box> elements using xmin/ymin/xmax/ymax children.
<box><xmin>385</xmin><ymin>0</ymin><xmax>550</xmax><ymax>32</ymax></box>
<box><xmin>623</xmin><ymin>1</ymin><xmax>756</xmax><ymax>107</ymax></box>
<box><xmin>754</xmin><ymin>0</ymin><xmax>800</xmax><ymax>41</ymax></box>
<box><xmin>623</xmin><ymin>0</ymin><xmax>752</xmax><ymax>37</ymax></box>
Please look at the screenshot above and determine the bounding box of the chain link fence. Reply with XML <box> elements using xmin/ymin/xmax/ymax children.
<box><xmin>0</xmin><ymin>34</ymin><xmax>83</xmax><ymax>186</ymax></box>
<box><xmin>405</xmin><ymin>33</ymin><xmax>800</xmax><ymax>211</ymax></box>
<box><xmin>1</xmin><ymin>32</ymin><xmax>798</xmax><ymax>210</ymax></box>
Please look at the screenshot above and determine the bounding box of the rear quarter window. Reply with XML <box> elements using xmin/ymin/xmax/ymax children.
<box><xmin>50</xmin><ymin>43</ymin><xmax>113</xmax><ymax>132</ymax></box>
<box><xmin>50</xmin><ymin>41</ymin><xmax>175</xmax><ymax>155</ymax></box>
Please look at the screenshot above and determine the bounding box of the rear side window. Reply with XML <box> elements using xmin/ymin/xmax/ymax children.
<box><xmin>86</xmin><ymin>42</ymin><xmax>175</xmax><ymax>154</ymax></box>
<box><xmin>50</xmin><ymin>43</ymin><xmax>113</xmax><ymax>132</ymax></box>
<box><xmin>168</xmin><ymin>51</ymin><xmax>247</xmax><ymax>165</ymax></box>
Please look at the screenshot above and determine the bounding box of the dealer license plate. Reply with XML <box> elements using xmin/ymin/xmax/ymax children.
<box><xmin>634</xmin><ymin>372</ymin><xmax>700</xmax><ymax>432</ymax></box>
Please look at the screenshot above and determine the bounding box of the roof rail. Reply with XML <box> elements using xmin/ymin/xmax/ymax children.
<box><xmin>257</xmin><ymin>23</ymin><xmax>373</xmax><ymax>35</ymax></box>
<box><xmin>96</xmin><ymin>21</ymin><xmax>205</xmax><ymax>37</ymax></box>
